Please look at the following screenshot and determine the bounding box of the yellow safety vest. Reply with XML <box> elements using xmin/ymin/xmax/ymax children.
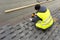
<box><xmin>36</xmin><ymin>8</ymin><xmax>53</xmax><ymax>29</ymax></box>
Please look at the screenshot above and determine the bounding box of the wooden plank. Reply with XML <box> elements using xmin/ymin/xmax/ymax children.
<box><xmin>5</xmin><ymin>0</ymin><xmax>53</xmax><ymax>13</ymax></box>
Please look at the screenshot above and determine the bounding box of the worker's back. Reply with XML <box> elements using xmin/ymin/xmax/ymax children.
<box><xmin>36</xmin><ymin>6</ymin><xmax>50</xmax><ymax>22</ymax></box>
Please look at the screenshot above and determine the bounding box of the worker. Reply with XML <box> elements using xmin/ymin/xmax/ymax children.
<box><xmin>30</xmin><ymin>4</ymin><xmax>54</xmax><ymax>30</ymax></box>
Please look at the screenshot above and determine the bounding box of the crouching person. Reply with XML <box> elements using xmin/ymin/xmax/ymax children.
<box><xmin>30</xmin><ymin>4</ymin><xmax>54</xmax><ymax>30</ymax></box>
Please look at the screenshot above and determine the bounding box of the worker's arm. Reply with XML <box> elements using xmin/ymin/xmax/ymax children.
<box><xmin>32</xmin><ymin>15</ymin><xmax>42</xmax><ymax>23</ymax></box>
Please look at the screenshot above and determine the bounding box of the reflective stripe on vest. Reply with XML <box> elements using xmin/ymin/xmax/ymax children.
<box><xmin>37</xmin><ymin>15</ymin><xmax>52</xmax><ymax>25</ymax></box>
<box><xmin>42</xmin><ymin>15</ymin><xmax>52</xmax><ymax>25</ymax></box>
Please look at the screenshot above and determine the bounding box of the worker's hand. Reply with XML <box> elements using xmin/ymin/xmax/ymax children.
<box><xmin>31</xmin><ymin>13</ymin><xmax>35</xmax><ymax>18</ymax></box>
